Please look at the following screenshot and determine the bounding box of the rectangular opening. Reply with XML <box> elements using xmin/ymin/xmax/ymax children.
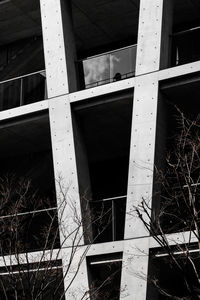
<box><xmin>161</xmin><ymin>0</ymin><xmax>200</xmax><ymax>68</ymax></box>
<box><xmin>80</xmin><ymin>45</ymin><xmax>137</xmax><ymax>89</ymax></box>
<box><xmin>0</xmin><ymin>70</ymin><xmax>46</xmax><ymax>111</ymax></box>
<box><xmin>71</xmin><ymin>0</ymin><xmax>140</xmax><ymax>90</ymax></box>
<box><xmin>170</xmin><ymin>1</ymin><xmax>200</xmax><ymax>67</ymax></box>
<box><xmin>90</xmin><ymin>195</ymin><xmax>126</xmax><ymax>243</ymax></box>
<box><xmin>87</xmin><ymin>252</ymin><xmax>122</xmax><ymax>300</ymax></box>
<box><xmin>0</xmin><ymin>113</ymin><xmax>59</xmax><ymax>253</ymax></box>
<box><xmin>72</xmin><ymin>92</ymin><xmax>133</xmax><ymax>243</ymax></box>
<box><xmin>147</xmin><ymin>245</ymin><xmax>200</xmax><ymax>300</ymax></box>
<box><xmin>171</xmin><ymin>27</ymin><xmax>200</xmax><ymax>66</ymax></box>
<box><xmin>0</xmin><ymin>261</ymin><xmax>65</xmax><ymax>300</ymax></box>
<box><xmin>153</xmin><ymin>78</ymin><xmax>200</xmax><ymax>233</ymax></box>
<box><xmin>0</xmin><ymin>0</ymin><xmax>45</xmax><ymax>109</ymax></box>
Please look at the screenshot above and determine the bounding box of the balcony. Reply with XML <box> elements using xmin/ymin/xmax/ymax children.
<box><xmin>81</xmin><ymin>45</ymin><xmax>137</xmax><ymax>89</ymax></box>
<box><xmin>171</xmin><ymin>27</ymin><xmax>200</xmax><ymax>66</ymax></box>
<box><xmin>0</xmin><ymin>70</ymin><xmax>46</xmax><ymax>111</ymax></box>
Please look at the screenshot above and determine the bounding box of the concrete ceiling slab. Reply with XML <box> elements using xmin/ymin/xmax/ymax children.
<box><xmin>160</xmin><ymin>74</ymin><xmax>200</xmax><ymax>119</ymax></box>
<box><xmin>0</xmin><ymin>0</ymin><xmax>199</xmax><ymax>57</ymax></box>
<box><xmin>0</xmin><ymin>0</ymin><xmax>41</xmax><ymax>45</ymax></box>
<box><xmin>72</xmin><ymin>0</ymin><xmax>140</xmax><ymax>55</ymax></box>
<box><xmin>0</xmin><ymin>114</ymin><xmax>52</xmax><ymax>157</ymax></box>
<box><xmin>174</xmin><ymin>0</ymin><xmax>200</xmax><ymax>30</ymax></box>
<box><xmin>74</xmin><ymin>94</ymin><xmax>133</xmax><ymax>162</ymax></box>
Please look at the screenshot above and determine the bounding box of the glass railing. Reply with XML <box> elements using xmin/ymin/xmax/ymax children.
<box><xmin>90</xmin><ymin>195</ymin><xmax>127</xmax><ymax>243</ymax></box>
<box><xmin>0</xmin><ymin>70</ymin><xmax>47</xmax><ymax>111</ymax></box>
<box><xmin>81</xmin><ymin>45</ymin><xmax>137</xmax><ymax>89</ymax></box>
<box><xmin>171</xmin><ymin>26</ymin><xmax>200</xmax><ymax>66</ymax></box>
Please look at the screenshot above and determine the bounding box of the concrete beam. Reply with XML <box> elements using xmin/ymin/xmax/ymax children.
<box><xmin>159</xmin><ymin>61</ymin><xmax>200</xmax><ymax>81</ymax></box>
<box><xmin>160</xmin><ymin>72</ymin><xmax>200</xmax><ymax>90</ymax></box>
<box><xmin>69</xmin><ymin>77</ymin><xmax>135</xmax><ymax>103</ymax></box>
<box><xmin>0</xmin><ymin>100</ymin><xmax>48</xmax><ymax>122</ymax></box>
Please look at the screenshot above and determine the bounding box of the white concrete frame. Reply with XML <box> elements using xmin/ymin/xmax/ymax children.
<box><xmin>121</xmin><ymin>1</ymin><xmax>165</xmax><ymax>298</ymax></box>
<box><xmin>0</xmin><ymin>0</ymin><xmax>200</xmax><ymax>299</ymax></box>
<box><xmin>136</xmin><ymin>0</ymin><xmax>164</xmax><ymax>75</ymax></box>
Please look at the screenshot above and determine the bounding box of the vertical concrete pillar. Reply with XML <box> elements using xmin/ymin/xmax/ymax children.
<box><xmin>49</xmin><ymin>95</ymin><xmax>83</xmax><ymax>247</ymax></box>
<box><xmin>125</xmin><ymin>0</ymin><xmax>165</xmax><ymax>239</ymax></box>
<box><xmin>40</xmin><ymin>0</ymin><xmax>78</xmax><ymax>97</ymax></box>
<box><xmin>136</xmin><ymin>0</ymin><xmax>164</xmax><ymax>75</ymax></box>
<box><xmin>62</xmin><ymin>247</ymin><xmax>89</xmax><ymax>299</ymax></box>
<box><xmin>125</xmin><ymin>73</ymin><xmax>159</xmax><ymax>239</ymax></box>
<box><xmin>120</xmin><ymin>239</ymin><xmax>149</xmax><ymax>300</ymax></box>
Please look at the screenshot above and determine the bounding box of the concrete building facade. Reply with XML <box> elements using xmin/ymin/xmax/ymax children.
<box><xmin>0</xmin><ymin>0</ymin><xmax>200</xmax><ymax>299</ymax></box>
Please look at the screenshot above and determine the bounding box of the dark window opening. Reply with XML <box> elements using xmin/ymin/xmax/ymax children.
<box><xmin>153</xmin><ymin>80</ymin><xmax>200</xmax><ymax>234</ymax></box>
<box><xmin>0</xmin><ymin>37</ymin><xmax>45</xmax><ymax>82</ymax></box>
<box><xmin>171</xmin><ymin>27</ymin><xmax>200</xmax><ymax>67</ymax></box>
<box><xmin>0</xmin><ymin>208</ymin><xmax>60</xmax><ymax>255</ymax></box>
<box><xmin>73</xmin><ymin>94</ymin><xmax>132</xmax><ymax>243</ymax></box>
<box><xmin>170</xmin><ymin>0</ymin><xmax>200</xmax><ymax>67</ymax></box>
<box><xmin>0</xmin><ymin>261</ymin><xmax>65</xmax><ymax>300</ymax></box>
<box><xmin>87</xmin><ymin>253</ymin><xmax>122</xmax><ymax>300</ymax></box>
<box><xmin>90</xmin><ymin>196</ymin><xmax>126</xmax><ymax>243</ymax></box>
<box><xmin>147</xmin><ymin>247</ymin><xmax>200</xmax><ymax>300</ymax></box>
<box><xmin>0</xmin><ymin>0</ymin><xmax>45</xmax><ymax>110</ymax></box>
<box><xmin>0</xmin><ymin>70</ymin><xmax>46</xmax><ymax>111</ymax></box>
<box><xmin>0</xmin><ymin>114</ymin><xmax>59</xmax><ymax>252</ymax></box>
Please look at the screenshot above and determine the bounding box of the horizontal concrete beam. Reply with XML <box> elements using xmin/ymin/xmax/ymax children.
<box><xmin>0</xmin><ymin>62</ymin><xmax>198</xmax><ymax>121</ymax></box>
<box><xmin>159</xmin><ymin>61</ymin><xmax>200</xmax><ymax>81</ymax></box>
<box><xmin>0</xmin><ymin>99</ymin><xmax>48</xmax><ymax>121</ymax></box>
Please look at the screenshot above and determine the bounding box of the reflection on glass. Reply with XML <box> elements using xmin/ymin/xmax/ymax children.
<box><xmin>83</xmin><ymin>45</ymin><xmax>137</xmax><ymax>88</ymax></box>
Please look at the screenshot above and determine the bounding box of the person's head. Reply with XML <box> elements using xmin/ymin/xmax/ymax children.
<box><xmin>113</xmin><ymin>73</ymin><xmax>122</xmax><ymax>81</ymax></box>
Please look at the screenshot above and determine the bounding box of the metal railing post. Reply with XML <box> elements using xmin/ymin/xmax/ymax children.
<box><xmin>20</xmin><ymin>77</ymin><xmax>24</xmax><ymax>106</ymax></box>
<box><xmin>112</xmin><ymin>199</ymin><xmax>117</xmax><ymax>241</ymax></box>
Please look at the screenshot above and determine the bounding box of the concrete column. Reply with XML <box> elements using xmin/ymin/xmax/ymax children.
<box><xmin>120</xmin><ymin>238</ymin><xmax>149</xmax><ymax>300</ymax></box>
<box><xmin>125</xmin><ymin>73</ymin><xmax>159</xmax><ymax>239</ymax></box>
<box><xmin>62</xmin><ymin>247</ymin><xmax>89</xmax><ymax>299</ymax></box>
<box><xmin>136</xmin><ymin>0</ymin><xmax>164</xmax><ymax>75</ymax></box>
<box><xmin>49</xmin><ymin>95</ymin><xmax>83</xmax><ymax>247</ymax></box>
<box><xmin>40</xmin><ymin>0</ymin><xmax>78</xmax><ymax>98</ymax></box>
